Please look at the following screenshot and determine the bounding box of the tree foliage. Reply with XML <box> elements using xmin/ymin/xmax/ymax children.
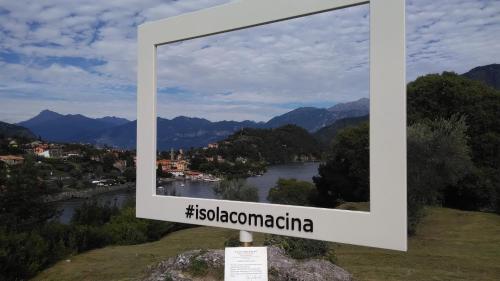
<box><xmin>267</xmin><ymin>178</ymin><xmax>317</xmax><ymax>206</ymax></box>
<box><xmin>408</xmin><ymin>72</ymin><xmax>500</xmax><ymax>213</ymax></box>
<box><xmin>0</xmin><ymin>159</ymin><xmax>59</xmax><ymax>232</ymax></box>
<box><xmin>313</xmin><ymin>123</ymin><xmax>369</xmax><ymax>207</ymax></box>
<box><xmin>407</xmin><ymin>116</ymin><xmax>473</xmax><ymax>234</ymax></box>
<box><xmin>213</xmin><ymin>179</ymin><xmax>259</xmax><ymax>202</ymax></box>
<box><xmin>313</xmin><ymin>116</ymin><xmax>473</xmax><ymax>234</ymax></box>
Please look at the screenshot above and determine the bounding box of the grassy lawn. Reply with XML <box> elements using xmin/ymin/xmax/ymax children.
<box><xmin>33</xmin><ymin>207</ymin><xmax>500</xmax><ymax>281</ymax></box>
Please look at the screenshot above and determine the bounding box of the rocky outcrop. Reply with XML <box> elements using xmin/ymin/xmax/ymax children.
<box><xmin>143</xmin><ymin>246</ymin><xmax>352</xmax><ymax>281</ymax></box>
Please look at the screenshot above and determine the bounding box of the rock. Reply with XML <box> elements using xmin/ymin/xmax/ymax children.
<box><xmin>142</xmin><ymin>246</ymin><xmax>352</xmax><ymax>281</ymax></box>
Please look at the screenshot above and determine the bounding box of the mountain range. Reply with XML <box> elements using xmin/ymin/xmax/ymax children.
<box><xmin>15</xmin><ymin>98</ymin><xmax>369</xmax><ymax>150</ymax></box>
<box><xmin>7</xmin><ymin>64</ymin><xmax>499</xmax><ymax>150</ymax></box>
<box><xmin>0</xmin><ymin>121</ymin><xmax>36</xmax><ymax>139</ymax></box>
<box><xmin>462</xmin><ymin>64</ymin><xmax>500</xmax><ymax>90</ymax></box>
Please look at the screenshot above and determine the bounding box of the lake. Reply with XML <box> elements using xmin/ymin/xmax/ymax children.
<box><xmin>56</xmin><ymin>162</ymin><xmax>320</xmax><ymax>223</ymax></box>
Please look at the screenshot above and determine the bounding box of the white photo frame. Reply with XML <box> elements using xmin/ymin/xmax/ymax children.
<box><xmin>137</xmin><ymin>0</ymin><xmax>406</xmax><ymax>251</ymax></box>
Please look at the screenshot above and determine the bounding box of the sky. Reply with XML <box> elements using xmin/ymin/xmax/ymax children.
<box><xmin>0</xmin><ymin>0</ymin><xmax>499</xmax><ymax>123</ymax></box>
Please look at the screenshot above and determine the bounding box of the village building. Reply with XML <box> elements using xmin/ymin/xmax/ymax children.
<box><xmin>207</xmin><ymin>143</ymin><xmax>219</xmax><ymax>149</ymax></box>
<box><xmin>157</xmin><ymin>159</ymin><xmax>188</xmax><ymax>174</ymax></box>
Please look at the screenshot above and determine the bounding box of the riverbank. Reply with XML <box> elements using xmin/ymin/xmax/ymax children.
<box><xmin>45</xmin><ymin>182</ymin><xmax>135</xmax><ymax>202</ymax></box>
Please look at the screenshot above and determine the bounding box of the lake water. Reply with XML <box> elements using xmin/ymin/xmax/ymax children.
<box><xmin>56</xmin><ymin>162</ymin><xmax>320</xmax><ymax>223</ymax></box>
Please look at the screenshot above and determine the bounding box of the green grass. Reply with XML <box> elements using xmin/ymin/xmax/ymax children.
<box><xmin>34</xmin><ymin>207</ymin><xmax>500</xmax><ymax>281</ymax></box>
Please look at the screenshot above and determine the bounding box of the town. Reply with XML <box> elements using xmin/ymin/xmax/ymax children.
<box><xmin>0</xmin><ymin>135</ymin><xmax>228</xmax><ymax>200</ymax></box>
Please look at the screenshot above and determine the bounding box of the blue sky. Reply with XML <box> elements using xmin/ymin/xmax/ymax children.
<box><xmin>0</xmin><ymin>0</ymin><xmax>499</xmax><ymax>123</ymax></box>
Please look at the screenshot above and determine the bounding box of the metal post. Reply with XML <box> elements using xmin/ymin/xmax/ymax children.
<box><xmin>239</xmin><ymin>230</ymin><xmax>253</xmax><ymax>247</ymax></box>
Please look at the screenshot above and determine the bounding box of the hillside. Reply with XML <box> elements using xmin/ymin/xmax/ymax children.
<box><xmin>16</xmin><ymin>98</ymin><xmax>369</xmax><ymax>149</ymax></box>
<box><xmin>462</xmin><ymin>63</ymin><xmax>500</xmax><ymax>90</ymax></box>
<box><xmin>0</xmin><ymin>121</ymin><xmax>35</xmax><ymax>139</ymax></box>
<box><xmin>18</xmin><ymin>110</ymin><xmax>129</xmax><ymax>143</ymax></box>
<box><xmin>216</xmin><ymin>124</ymin><xmax>322</xmax><ymax>164</ymax></box>
<box><xmin>33</xmin><ymin>207</ymin><xmax>500</xmax><ymax>281</ymax></box>
<box><xmin>265</xmin><ymin>98</ymin><xmax>369</xmax><ymax>132</ymax></box>
<box><xmin>314</xmin><ymin>115</ymin><xmax>368</xmax><ymax>146</ymax></box>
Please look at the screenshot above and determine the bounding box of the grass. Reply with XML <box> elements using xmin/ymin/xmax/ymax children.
<box><xmin>34</xmin><ymin>207</ymin><xmax>500</xmax><ymax>281</ymax></box>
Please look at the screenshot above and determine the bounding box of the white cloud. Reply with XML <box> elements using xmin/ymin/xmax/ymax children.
<box><xmin>0</xmin><ymin>0</ymin><xmax>499</xmax><ymax>122</ymax></box>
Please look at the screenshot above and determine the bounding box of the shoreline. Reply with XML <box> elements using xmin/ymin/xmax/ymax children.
<box><xmin>45</xmin><ymin>183</ymin><xmax>136</xmax><ymax>203</ymax></box>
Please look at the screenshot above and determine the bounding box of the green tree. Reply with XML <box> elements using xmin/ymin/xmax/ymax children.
<box><xmin>313</xmin><ymin>116</ymin><xmax>473</xmax><ymax>234</ymax></box>
<box><xmin>0</xmin><ymin>160</ymin><xmax>59</xmax><ymax>232</ymax></box>
<box><xmin>408</xmin><ymin>72</ymin><xmax>500</xmax><ymax>168</ymax></box>
<box><xmin>407</xmin><ymin>72</ymin><xmax>500</xmax><ymax>214</ymax></box>
<box><xmin>407</xmin><ymin>116</ymin><xmax>473</xmax><ymax>234</ymax></box>
<box><xmin>0</xmin><ymin>230</ymin><xmax>49</xmax><ymax>280</ymax></box>
<box><xmin>267</xmin><ymin>178</ymin><xmax>317</xmax><ymax>206</ymax></box>
<box><xmin>71</xmin><ymin>200</ymin><xmax>119</xmax><ymax>226</ymax></box>
<box><xmin>313</xmin><ymin>123</ymin><xmax>369</xmax><ymax>207</ymax></box>
<box><xmin>213</xmin><ymin>179</ymin><xmax>259</xmax><ymax>202</ymax></box>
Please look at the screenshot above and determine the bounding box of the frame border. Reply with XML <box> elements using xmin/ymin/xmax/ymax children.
<box><xmin>137</xmin><ymin>0</ymin><xmax>406</xmax><ymax>251</ymax></box>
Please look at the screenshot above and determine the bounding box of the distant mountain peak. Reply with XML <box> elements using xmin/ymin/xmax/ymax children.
<box><xmin>328</xmin><ymin>98</ymin><xmax>369</xmax><ymax>112</ymax></box>
<box><xmin>462</xmin><ymin>64</ymin><xmax>500</xmax><ymax>90</ymax></box>
<box><xmin>38</xmin><ymin>109</ymin><xmax>63</xmax><ymax>118</ymax></box>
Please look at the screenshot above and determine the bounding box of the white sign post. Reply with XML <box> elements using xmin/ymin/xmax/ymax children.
<box><xmin>137</xmin><ymin>0</ymin><xmax>406</xmax><ymax>252</ymax></box>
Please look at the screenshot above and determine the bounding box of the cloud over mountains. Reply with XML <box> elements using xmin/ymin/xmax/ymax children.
<box><xmin>0</xmin><ymin>0</ymin><xmax>499</xmax><ymax>123</ymax></box>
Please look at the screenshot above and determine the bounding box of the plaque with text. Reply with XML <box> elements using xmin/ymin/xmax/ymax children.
<box><xmin>225</xmin><ymin>247</ymin><xmax>268</xmax><ymax>281</ymax></box>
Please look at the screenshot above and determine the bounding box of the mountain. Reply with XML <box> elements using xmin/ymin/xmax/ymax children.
<box><xmin>328</xmin><ymin>97</ymin><xmax>369</xmax><ymax>117</ymax></box>
<box><xmin>19</xmin><ymin>109</ymin><xmax>63</xmax><ymax>127</ymax></box>
<box><xmin>265</xmin><ymin>107</ymin><xmax>332</xmax><ymax>132</ymax></box>
<box><xmin>18</xmin><ymin>110</ymin><xmax>128</xmax><ymax>143</ymax></box>
<box><xmin>462</xmin><ymin>64</ymin><xmax>500</xmax><ymax>90</ymax></box>
<box><xmin>313</xmin><ymin>115</ymin><xmax>369</xmax><ymax>146</ymax></box>
<box><xmin>89</xmin><ymin>116</ymin><xmax>264</xmax><ymax>150</ymax></box>
<box><xmin>265</xmin><ymin>98</ymin><xmax>369</xmax><ymax>132</ymax></box>
<box><xmin>96</xmin><ymin>116</ymin><xmax>130</xmax><ymax>126</ymax></box>
<box><xmin>16</xmin><ymin>98</ymin><xmax>369</xmax><ymax>149</ymax></box>
<box><xmin>0</xmin><ymin>121</ymin><xmax>36</xmax><ymax>139</ymax></box>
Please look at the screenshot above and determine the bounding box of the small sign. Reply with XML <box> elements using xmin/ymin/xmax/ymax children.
<box><xmin>225</xmin><ymin>247</ymin><xmax>268</xmax><ymax>281</ymax></box>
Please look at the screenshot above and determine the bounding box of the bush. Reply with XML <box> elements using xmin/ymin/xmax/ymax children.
<box><xmin>71</xmin><ymin>200</ymin><xmax>119</xmax><ymax>226</ymax></box>
<box><xmin>0</xmin><ymin>230</ymin><xmax>49</xmax><ymax>281</ymax></box>
<box><xmin>264</xmin><ymin>235</ymin><xmax>330</xmax><ymax>260</ymax></box>
<box><xmin>104</xmin><ymin>207</ymin><xmax>149</xmax><ymax>245</ymax></box>
<box><xmin>267</xmin><ymin>178</ymin><xmax>317</xmax><ymax>206</ymax></box>
<box><xmin>213</xmin><ymin>179</ymin><xmax>259</xmax><ymax>202</ymax></box>
<box><xmin>73</xmin><ymin>225</ymin><xmax>112</xmax><ymax>252</ymax></box>
<box><xmin>187</xmin><ymin>256</ymin><xmax>209</xmax><ymax>277</ymax></box>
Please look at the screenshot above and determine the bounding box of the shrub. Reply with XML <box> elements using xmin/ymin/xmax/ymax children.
<box><xmin>187</xmin><ymin>256</ymin><xmax>209</xmax><ymax>277</ymax></box>
<box><xmin>104</xmin><ymin>207</ymin><xmax>149</xmax><ymax>245</ymax></box>
<box><xmin>213</xmin><ymin>179</ymin><xmax>259</xmax><ymax>202</ymax></box>
<box><xmin>267</xmin><ymin>178</ymin><xmax>317</xmax><ymax>206</ymax></box>
<box><xmin>264</xmin><ymin>235</ymin><xmax>330</xmax><ymax>260</ymax></box>
<box><xmin>71</xmin><ymin>200</ymin><xmax>119</xmax><ymax>226</ymax></box>
<box><xmin>0</xmin><ymin>230</ymin><xmax>49</xmax><ymax>281</ymax></box>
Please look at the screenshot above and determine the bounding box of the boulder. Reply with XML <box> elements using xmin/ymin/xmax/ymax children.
<box><xmin>143</xmin><ymin>246</ymin><xmax>352</xmax><ymax>281</ymax></box>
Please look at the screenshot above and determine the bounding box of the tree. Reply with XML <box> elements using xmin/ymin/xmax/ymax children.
<box><xmin>0</xmin><ymin>160</ymin><xmax>59</xmax><ymax>232</ymax></box>
<box><xmin>213</xmin><ymin>179</ymin><xmax>259</xmax><ymax>202</ymax></box>
<box><xmin>102</xmin><ymin>152</ymin><xmax>116</xmax><ymax>172</ymax></box>
<box><xmin>313</xmin><ymin>123</ymin><xmax>369</xmax><ymax>207</ymax></box>
<box><xmin>267</xmin><ymin>178</ymin><xmax>317</xmax><ymax>206</ymax></box>
<box><xmin>407</xmin><ymin>115</ymin><xmax>473</xmax><ymax>234</ymax></box>
<box><xmin>312</xmin><ymin>116</ymin><xmax>473</xmax><ymax>234</ymax></box>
